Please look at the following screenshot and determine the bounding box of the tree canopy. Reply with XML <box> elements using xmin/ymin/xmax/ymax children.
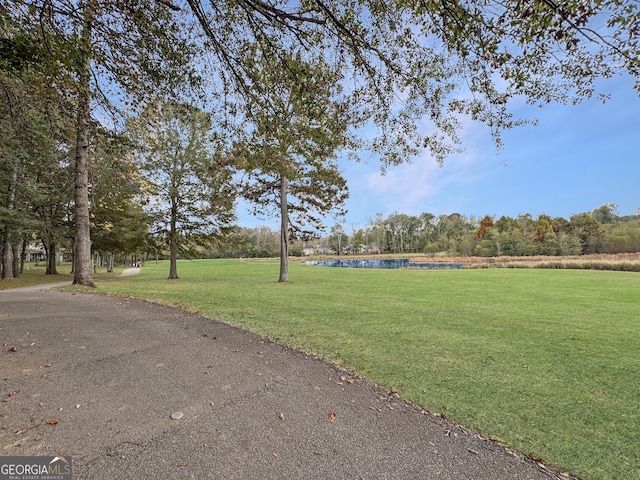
<box><xmin>134</xmin><ymin>101</ymin><xmax>236</xmax><ymax>279</ymax></box>
<box><xmin>230</xmin><ymin>47</ymin><xmax>349</xmax><ymax>280</ymax></box>
<box><xmin>3</xmin><ymin>0</ymin><xmax>640</xmax><ymax>282</ymax></box>
<box><xmin>185</xmin><ymin>0</ymin><xmax>640</xmax><ymax>165</ymax></box>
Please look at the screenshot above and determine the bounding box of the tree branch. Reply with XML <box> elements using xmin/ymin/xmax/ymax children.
<box><xmin>156</xmin><ymin>0</ymin><xmax>180</xmax><ymax>11</ymax></box>
<box><xmin>238</xmin><ymin>0</ymin><xmax>325</xmax><ymax>26</ymax></box>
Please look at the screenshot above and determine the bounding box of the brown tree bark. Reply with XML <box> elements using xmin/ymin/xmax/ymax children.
<box><xmin>1</xmin><ymin>156</ymin><xmax>18</xmax><ymax>279</ymax></box>
<box><xmin>1</xmin><ymin>241</ymin><xmax>14</xmax><ymax>279</ymax></box>
<box><xmin>279</xmin><ymin>176</ymin><xmax>289</xmax><ymax>283</ymax></box>
<box><xmin>168</xmin><ymin>198</ymin><xmax>178</xmax><ymax>279</ymax></box>
<box><xmin>44</xmin><ymin>239</ymin><xmax>58</xmax><ymax>275</ymax></box>
<box><xmin>72</xmin><ymin>2</ymin><xmax>95</xmax><ymax>287</ymax></box>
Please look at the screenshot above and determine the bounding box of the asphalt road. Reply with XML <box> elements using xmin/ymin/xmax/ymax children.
<box><xmin>1</xmin><ymin>286</ymin><xmax>572</xmax><ymax>479</ymax></box>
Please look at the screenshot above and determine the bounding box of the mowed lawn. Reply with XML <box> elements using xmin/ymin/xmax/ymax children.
<box><xmin>94</xmin><ymin>259</ymin><xmax>639</xmax><ymax>480</ymax></box>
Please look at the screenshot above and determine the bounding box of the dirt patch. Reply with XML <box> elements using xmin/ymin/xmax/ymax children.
<box><xmin>120</xmin><ymin>267</ymin><xmax>142</xmax><ymax>276</ymax></box>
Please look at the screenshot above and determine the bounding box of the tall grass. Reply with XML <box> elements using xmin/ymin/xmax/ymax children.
<box><xmin>468</xmin><ymin>260</ymin><xmax>640</xmax><ymax>272</ymax></box>
<box><xmin>91</xmin><ymin>259</ymin><xmax>639</xmax><ymax>480</ymax></box>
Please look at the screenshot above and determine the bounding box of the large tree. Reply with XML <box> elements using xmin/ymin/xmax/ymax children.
<box><xmin>3</xmin><ymin>0</ymin><xmax>198</xmax><ymax>286</ymax></box>
<box><xmin>89</xmin><ymin>129</ymin><xmax>153</xmax><ymax>269</ymax></box>
<box><xmin>136</xmin><ymin>101</ymin><xmax>236</xmax><ymax>279</ymax></box>
<box><xmin>0</xmin><ymin>56</ymin><xmax>75</xmax><ymax>278</ymax></box>
<box><xmin>0</xmin><ymin>73</ymin><xmax>29</xmax><ymax>279</ymax></box>
<box><xmin>233</xmin><ymin>48</ymin><xmax>349</xmax><ymax>282</ymax></box>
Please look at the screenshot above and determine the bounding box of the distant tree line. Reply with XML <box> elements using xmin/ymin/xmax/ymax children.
<box><xmin>217</xmin><ymin>203</ymin><xmax>640</xmax><ymax>259</ymax></box>
<box><xmin>3</xmin><ymin>196</ymin><xmax>638</xmax><ymax>273</ymax></box>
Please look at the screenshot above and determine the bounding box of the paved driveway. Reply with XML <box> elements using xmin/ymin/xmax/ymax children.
<box><xmin>1</xmin><ymin>288</ymin><xmax>570</xmax><ymax>479</ymax></box>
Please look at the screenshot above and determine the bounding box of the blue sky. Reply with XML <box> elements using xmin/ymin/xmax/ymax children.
<box><xmin>237</xmin><ymin>75</ymin><xmax>640</xmax><ymax>231</ymax></box>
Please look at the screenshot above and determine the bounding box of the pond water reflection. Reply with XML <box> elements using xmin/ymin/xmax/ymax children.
<box><xmin>304</xmin><ymin>259</ymin><xmax>464</xmax><ymax>270</ymax></box>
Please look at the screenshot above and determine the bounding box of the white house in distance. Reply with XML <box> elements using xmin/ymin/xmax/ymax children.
<box><xmin>26</xmin><ymin>244</ymin><xmax>46</xmax><ymax>262</ymax></box>
<box><xmin>24</xmin><ymin>244</ymin><xmax>65</xmax><ymax>264</ymax></box>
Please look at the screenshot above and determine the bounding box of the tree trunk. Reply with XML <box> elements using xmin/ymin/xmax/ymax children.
<box><xmin>1</xmin><ymin>240</ymin><xmax>13</xmax><ymax>279</ymax></box>
<box><xmin>72</xmin><ymin>4</ymin><xmax>95</xmax><ymax>287</ymax></box>
<box><xmin>279</xmin><ymin>176</ymin><xmax>289</xmax><ymax>283</ymax></box>
<box><xmin>46</xmin><ymin>239</ymin><xmax>58</xmax><ymax>275</ymax></box>
<box><xmin>1</xmin><ymin>155</ymin><xmax>18</xmax><ymax>279</ymax></box>
<box><xmin>69</xmin><ymin>239</ymin><xmax>74</xmax><ymax>273</ymax></box>
<box><xmin>168</xmin><ymin>197</ymin><xmax>178</xmax><ymax>279</ymax></box>
<box><xmin>19</xmin><ymin>236</ymin><xmax>27</xmax><ymax>274</ymax></box>
<box><xmin>12</xmin><ymin>242</ymin><xmax>20</xmax><ymax>278</ymax></box>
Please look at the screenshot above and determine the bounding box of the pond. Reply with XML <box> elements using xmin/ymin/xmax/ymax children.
<box><xmin>304</xmin><ymin>259</ymin><xmax>464</xmax><ymax>270</ymax></box>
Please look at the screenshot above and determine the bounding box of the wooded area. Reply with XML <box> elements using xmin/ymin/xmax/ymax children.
<box><xmin>205</xmin><ymin>204</ymin><xmax>640</xmax><ymax>258</ymax></box>
<box><xmin>2</xmin><ymin>0</ymin><xmax>639</xmax><ymax>282</ymax></box>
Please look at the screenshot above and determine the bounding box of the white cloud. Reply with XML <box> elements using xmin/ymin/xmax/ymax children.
<box><xmin>341</xmin><ymin>116</ymin><xmax>500</xmax><ymax>223</ymax></box>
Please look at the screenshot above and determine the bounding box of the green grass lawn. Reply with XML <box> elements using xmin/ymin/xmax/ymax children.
<box><xmin>0</xmin><ymin>263</ymin><xmax>73</xmax><ymax>289</ymax></box>
<box><xmin>0</xmin><ymin>263</ymin><xmax>128</xmax><ymax>290</ymax></box>
<box><xmin>67</xmin><ymin>260</ymin><xmax>639</xmax><ymax>479</ymax></box>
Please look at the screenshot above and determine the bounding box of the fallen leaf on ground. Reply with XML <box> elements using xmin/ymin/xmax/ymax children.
<box><xmin>8</xmin><ymin>347</ymin><xmax>16</xmax><ymax>352</ymax></box>
<box><xmin>8</xmin><ymin>390</ymin><xmax>20</xmax><ymax>396</ymax></box>
<box><xmin>47</xmin><ymin>419</ymin><xmax>59</xmax><ymax>425</ymax></box>
<box><xmin>328</xmin><ymin>412</ymin><xmax>337</xmax><ymax>422</ymax></box>
<box><xmin>278</xmin><ymin>412</ymin><xmax>285</xmax><ymax>421</ymax></box>
<box><xmin>204</xmin><ymin>443</ymin><xmax>212</xmax><ymax>448</ymax></box>
<box><xmin>15</xmin><ymin>429</ymin><xmax>27</xmax><ymax>435</ymax></box>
